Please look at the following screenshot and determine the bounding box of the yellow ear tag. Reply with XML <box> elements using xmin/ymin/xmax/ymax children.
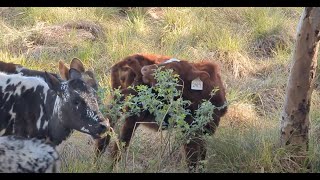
<box><xmin>191</xmin><ymin>77</ymin><xmax>203</xmax><ymax>90</ymax></box>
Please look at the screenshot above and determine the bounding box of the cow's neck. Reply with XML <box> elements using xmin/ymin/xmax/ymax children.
<box><xmin>19</xmin><ymin>69</ymin><xmax>63</xmax><ymax>83</ymax></box>
<box><xmin>46</xmin><ymin>92</ymin><xmax>73</xmax><ymax>145</ymax></box>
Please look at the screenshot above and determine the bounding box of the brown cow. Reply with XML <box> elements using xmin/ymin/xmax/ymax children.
<box><xmin>141</xmin><ymin>60</ymin><xmax>228</xmax><ymax>134</ymax></box>
<box><xmin>110</xmin><ymin>53</ymin><xmax>171</xmax><ymax>89</ymax></box>
<box><xmin>94</xmin><ymin>53</ymin><xmax>171</xmax><ymax>157</ymax></box>
<box><xmin>0</xmin><ymin>61</ymin><xmax>22</xmax><ymax>74</ymax></box>
<box><xmin>105</xmin><ymin>54</ymin><xmax>227</xmax><ymax>172</ymax></box>
<box><xmin>139</xmin><ymin>59</ymin><xmax>227</xmax><ymax>172</ymax></box>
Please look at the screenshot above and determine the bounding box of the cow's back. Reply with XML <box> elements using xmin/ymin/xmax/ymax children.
<box><xmin>110</xmin><ymin>53</ymin><xmax>171</xmax><ymax>89</ymax></box>
<box><xmin>0</xmin><ymin>61</ymin><xmax>21</xmax><ymax>74</ymax></box>
<box><xmin>0</xmin><ymin>72</ymin><xmax>52</xmax><ymax>137</ymax></box>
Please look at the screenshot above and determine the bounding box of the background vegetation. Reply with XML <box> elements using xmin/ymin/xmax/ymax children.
<box><xmin>2</xmin><ymin>7</ymin><xmax>320</xmax><ymax>173</ymax></box>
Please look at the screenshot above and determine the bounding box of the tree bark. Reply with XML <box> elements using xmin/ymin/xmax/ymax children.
<box><xmin>280</xmin><ymin>7</ymin><xmax>320</xmax><ymax>156</ymax></box>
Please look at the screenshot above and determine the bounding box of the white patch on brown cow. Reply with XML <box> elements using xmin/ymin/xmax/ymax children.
<box><xmin>163</xmin><ymin>58</ymin><xmax>181</xmax><ymax>64</ymax></box>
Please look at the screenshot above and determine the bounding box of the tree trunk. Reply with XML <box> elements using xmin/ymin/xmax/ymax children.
<box><xmin>280</xmin><ymin>7</ymin><xmax>320</xmax><ymax>157</ymax></box>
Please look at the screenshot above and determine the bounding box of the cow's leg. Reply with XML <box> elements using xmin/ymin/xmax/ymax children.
<box><xmin>184</xmin><ymin>136</ymin><xmax>206</xmax><ymax>173</ymax></box>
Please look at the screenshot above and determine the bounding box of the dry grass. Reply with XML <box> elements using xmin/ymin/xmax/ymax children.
<box><xmin>3</xmin><ymin>7</ymin><xmax>320</xmax><ymax>173</ymax></box>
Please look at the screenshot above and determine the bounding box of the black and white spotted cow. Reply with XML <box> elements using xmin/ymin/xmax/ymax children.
<box><xmin>0</xmin><ymin>135</ymin><xmax>60</xmax><ymax>173</ymax></box>
<box><xmin>0</xmin><ymin>69</ymin><xmax>110</xmax><ymax>145</ymax></box>
<box><xmin>0</xmin><ymin>61</ymin><xmax>63</xmax><ymax>85</ymax></box>
<box><xmin>0</xmin><ymin>58</ymin><xmax>97</xmax><ymax>88</ymax></box>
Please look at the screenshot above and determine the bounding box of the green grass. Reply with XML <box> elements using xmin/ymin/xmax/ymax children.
<box><xmin>244</xmin><ymin>8</ymin><xmax>286</xmax><ymax>39</ymax></box>
<box><xmin>24</xmin><ymin>8</ymin><xmax>116</xmax><ymax>25</ymax></box>
<box><xmin>2</xmin><ymin>7</ymin><xmax>320</xmax><ymax>173</ymax></box>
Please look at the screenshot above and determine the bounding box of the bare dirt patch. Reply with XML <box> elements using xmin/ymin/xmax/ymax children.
<box><xmin>3</xmin><ymin>20</ymin><xmax>105</xmax><ymax>59</ymax></box>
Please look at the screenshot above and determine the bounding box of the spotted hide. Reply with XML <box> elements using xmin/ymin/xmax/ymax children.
<box><xmin>0</xmin><ymin>70</ymin><xmax>109</xmax><ymax>146</ymax></box>
<box><xmin>0</xmin><ymin>135</ymin><xmax>59</xmax><ymax>173</ymax></box>
<box><xmin>0</xmin><ymin>58</ymin><xmax>108</xmax><ymax>156</ymax></box>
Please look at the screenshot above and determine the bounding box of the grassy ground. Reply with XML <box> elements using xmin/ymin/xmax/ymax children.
<box><xmin>2</xmin><ymin>7</ymin><xmax>320</xmax><ymax>173</ymax></box>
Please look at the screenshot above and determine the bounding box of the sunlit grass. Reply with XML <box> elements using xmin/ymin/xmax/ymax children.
<box><xmin>1</xmin><ymin>7</ymin><xmax>316</xmax><ymax>173</ymax></box>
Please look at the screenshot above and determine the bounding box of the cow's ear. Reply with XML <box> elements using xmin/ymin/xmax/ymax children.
<box><xmin>69</xmin><ymin>68</ymin><xmax>82</xmax><ymax>80</ymax></box>
<box><xmin>187</xmin><ymin>70</ymin><xmax>210</xmax><ymax>81</ymax></box>
<box><xmin>198</xmin><ymin>71</ymin><xmax>210</xmax><ymax>81</ymax></box>
<box><xmin>84</xmin><ymin>71</ymin><xmax>99</xmax><ymax>90</ymax></box>
<box><xmin>70</xmin><ymin>58</ymin><xmax>85</xmax><ymax>73</ymax></box>
<box><xmin>44</xmin><ymin>71</ymin><xmax>61</xmax><ymax>93</ymax></box>
<box><xmin>58</xmin><ymin>60</ymin><xmax>69</xmax><ymax>80</ymax></box>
